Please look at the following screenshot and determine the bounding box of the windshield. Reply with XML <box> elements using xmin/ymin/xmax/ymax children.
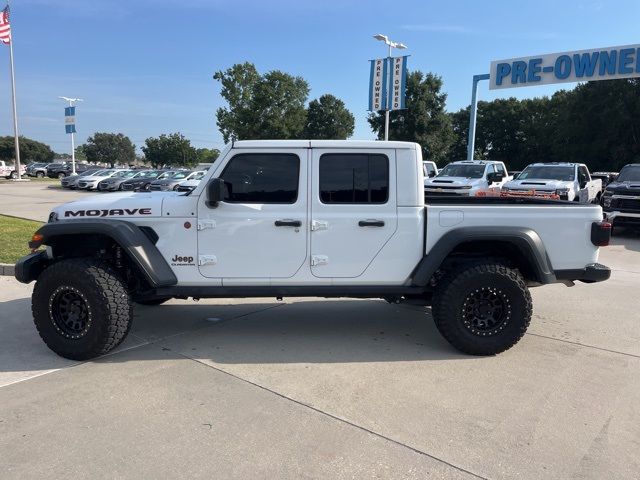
<box><xmin>132</xmin><ymin>171</ymin><xmax>152</xmax><ymax>178</ymax></box>
<box><xmin>617</xmin><ymin>166</ymin><xmax>640</xmax><ymax>182</ymax></box>
<box><xmin>122</xmin><ymin>171</ymin><xmax>137</xmax><ymax>178</ymax></box>
<box><xmin>157</xmin><ymin>171</ymin><xmax>176</xmax><ymax>180</ymax></box>
<box><xmin>437</xmin><ymin>164</ymin><xmax>485</xmax><ymax>179</ymax></box>
<box><xmin>191</xmin><ymin>172</ymin><xmax>205</xmax><ymax>180</ymax></box>
<box><xmin>517</xmin><ymin>166</ymin><xmax>575</xmax><ymax>181</ymax></box>
<box><xmin>113</xmin><ymin>170</ymin><xmax>130</xmax><ymax>178</ymax></box>
<box><xmin>90</xmin><ymin>169</ymin><xmax>109</xmax><ymax>176</ymax></box>
<box><xmin>171</xmin><ymin>171</ymin><xmax>191</xmax><ymax>180</ymax></box>
<box><xmin>79</xmin><ymin>170</ymin><xmax>99</xmax><ymax>177</ymax></box>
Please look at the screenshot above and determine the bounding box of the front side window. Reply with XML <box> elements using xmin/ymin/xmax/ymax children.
<box><xmin>220</xmin><ymin>153</ymin><xmax>300</xmax><ymax>204</ymax></box>
<box><xmin>495</xmin><ymin>164</ymin><xmax>506</xmax><ymax>175</ymax></box>
<box><xmin>319</xmin><ymin>153</ymin><xmax>388</xmax><ymax>204</ymax></box>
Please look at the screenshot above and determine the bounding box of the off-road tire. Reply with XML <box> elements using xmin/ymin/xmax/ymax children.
<box><xmin>36</xmin><ymin>171</ymin><xmax>44</xmax><ymax>178</ymax></box>
<box><xmin>134</xmin><ymin>297</ymin><xmax>170</xmax><ymax>306</ymax></box>
<box><xmin>9</xmin><ymin>171</ymin><xmax>18</xmax><ymax>179</ymax></box>
<box><xmin>32</xmin><ymin>258</ymin><xmax>132</xmax><ymax>360</ymax></box>
<box><xmin>57</xmin><ymin>172</ymin><xmax>66</xmax><ymax>179</ymax></box>
<box><xmin>431</xmin><ymin>262</ymin><xmax>532</xmax><ymax>355</ymax></box>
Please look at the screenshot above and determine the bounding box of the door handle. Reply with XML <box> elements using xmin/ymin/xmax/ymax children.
<box><xmin>358</xmin><ymin>220</ymin><xmax>385</xmax><ymax>227</ymax></box>
<box><xmin>275</xmin><ymin>219</ymin><xmax>302</xmax><ymax>227</ymax></box>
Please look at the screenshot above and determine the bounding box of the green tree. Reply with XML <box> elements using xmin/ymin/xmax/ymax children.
<box><xmin>84</xmin><ymin>133</ymin><xmax>135</xmax><ymax>167</ymax></box>
<box><xmin>142</xmin><ymin>133</ymin><xmax>197</xmax><ymax>168</ymax></box>
<box><xmin>0</xmin><ymin>136</ymin><xmax>55</xmax><ymax>163</ymax></box>
<box><xmin>368</xmin><ymin>71</ymin><xmax>454</xmax><ymax>164</ymax></box>
<box><xmin>196</xmin><ymin>148</ymin><xmax>220</xmax><ymax>164</ymax></box>
<box><xmin>75</xmin><ymin>144</ymin><xmax>87</xmax><ymax>161</ymax></box>
<box><xmin>304</xmin><ymin>94</ymin><xmax>355</xmax><ymax>139</ymax></box>
<box><xmin>214</xmin><ymin>62</ymin><xmax>310</xmax><ymax>141</ymax></box>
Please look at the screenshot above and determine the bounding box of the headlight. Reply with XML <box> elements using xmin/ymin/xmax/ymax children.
<box><xmin>502</xmin><ymin>186</ymin><xmax>510</xmax><ymax>191</ymax></box>
<box><xmin>603</xmin><ymin>197</ymin><xmax>612</xmax><ymax>207</ymax></box>
<box><xmin>556</xmin><ymin>188</ymin><xmax>570</xmax><ymax>194</ymax></box>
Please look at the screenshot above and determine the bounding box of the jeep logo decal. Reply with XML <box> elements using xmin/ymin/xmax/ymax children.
<box><xmin>171</xmin><ymin>255</ymin><xmax>195</xmax><ymax>266</ymax></box>
<box><xmin>64</xmin><ymin>208</ymin><xmax>152</xmax><ymax>217</ymax></box>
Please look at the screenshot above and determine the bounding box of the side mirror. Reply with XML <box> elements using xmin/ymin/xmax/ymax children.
<box><xmin>487</xmin><ymin>172</ymin><xmax>504</xmax><ymax>183</ymax></box>
<box><xmin>428</xmin><ymin>171</ymin><xmax>436</xmax><ymax>178</ymax></box>
<box><xmin>206</xmin><ymin>177</ymin><xmax>225</xmax><ymax>208</ymax></box>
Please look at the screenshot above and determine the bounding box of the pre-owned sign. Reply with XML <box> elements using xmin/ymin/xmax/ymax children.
<box><xmin>490</xmin><ymin>44</ymin><xmax>640</xmax><ymax>90</ymax></box>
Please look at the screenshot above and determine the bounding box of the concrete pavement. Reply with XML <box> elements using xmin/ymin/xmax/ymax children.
<box><xmin>0</xmin><ymin>181</ymin><xmax>86</xmax><ymax>222</ymax></box>
<box><xmin>1</xmin><ymin>233</ymin><xmax>639</xmax><ymax>479</ymax></box>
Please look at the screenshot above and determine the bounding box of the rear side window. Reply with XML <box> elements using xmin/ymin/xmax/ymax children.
<box><xmin>220</xmin><ymin>153</ymin><xmax>300</xmax><ymax>204</ymax></box>
<box><xmin>319</xmin><ymin>154</ymin><xmax>389</xmax><ymax>204</ymax></box>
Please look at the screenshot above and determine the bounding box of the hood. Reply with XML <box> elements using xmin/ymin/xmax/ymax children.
<box><xmin>503</xmin><ymin>179</ymin><xmax>569</xmax><ymax>190</ymax></box>
<box><xmin>424</xmin><ymin>176</ymin><xmax>483</xmax><ymax>187</ymax></box>
<box><xmin>605</xmin><ymin>181</ymin><xmax>640</xmax><ymax>195</ymax></box>
<box><xmin>51</xmin><ymin>192</ymin><xmax>173</xmax><ymax>220</ymax></box>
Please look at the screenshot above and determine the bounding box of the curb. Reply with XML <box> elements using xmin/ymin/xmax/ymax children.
<box><xmin>0</xmin><ymin>264</ymin><xmax>15</xmax><ymax>277</ymax></box>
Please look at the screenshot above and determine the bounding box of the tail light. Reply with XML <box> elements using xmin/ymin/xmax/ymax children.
<box><xmin>591</xmin><ymin>221</ymin><xmax>611</xmax><ymax>246</ymax></box>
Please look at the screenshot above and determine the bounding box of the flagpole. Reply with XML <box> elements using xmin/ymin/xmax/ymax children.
<box><xmin>7</xmin><ymin>0</ymin><xmax>21</xmax><ymax>180</ymax></box>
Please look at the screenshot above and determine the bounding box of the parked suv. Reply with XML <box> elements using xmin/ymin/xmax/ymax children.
<box><xmin>424</xmin><ymin>160</ymin><xmax>511</xmax><ymax>196</ymax></box>
<box><xmin>47</xmin><ymin>163</ymin><xmax>91</xmax><ymax>179</ymax></box>
<box><xmin>26</xmin><ymin>162</ymin><xmax>51</xmax><ymax>178</ymax></box>
<box><xmin>602</xmin><ymin>163</ymin><xmax>640</xmax><ymax>230</ymax></box>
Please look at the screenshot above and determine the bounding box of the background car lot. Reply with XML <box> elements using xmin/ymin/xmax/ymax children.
<box><xmin>0</xmin><ymin>181</ymin><xmax>638</xmax><ymax>479</ymax></box>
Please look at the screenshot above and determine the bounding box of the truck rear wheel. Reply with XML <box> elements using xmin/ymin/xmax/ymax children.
<box><xmin>32</xmin><ymin>258</ymin><xmax>132</xmax><ymax>360</ymax></box>
<box><xmin>431</xmin><ymin>262</ymin><xmax>532</xmax><ymax>355</ymax></box>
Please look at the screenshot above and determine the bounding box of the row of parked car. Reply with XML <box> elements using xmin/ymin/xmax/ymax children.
<box><xmin>60</xmin><ymin>168</ymin><xmax>207</xmax><ymax>193</ymax></box>
<box><xmin>422</xmin><ymin>159</ymin><xmax>640</xmax><ymax>229</ymax></box>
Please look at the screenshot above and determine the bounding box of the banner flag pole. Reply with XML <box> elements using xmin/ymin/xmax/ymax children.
<box><xmin>6</xmin><ymin>1</ymin><xmax>21</xmax><ymax>179</ymax></box>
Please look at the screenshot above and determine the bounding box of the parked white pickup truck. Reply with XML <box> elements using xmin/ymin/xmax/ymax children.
<box><xmin>15</xmin><ymin>140</ymin><xmax>611</xmax><ymax>360</ymax></box>
<box><xmin>424</xmin><ymin>160</ymin><xmax>511</xmax><ymax>196</ymax></box>
<box><xmin>502</xmin><ymin>162</ymin><xmax>602</xmax><ymax>203</ymax></box>
<box><xmin>0</xmin><ymin>160</ymin><xmax>26</xmax><ymax>179</ymax></box>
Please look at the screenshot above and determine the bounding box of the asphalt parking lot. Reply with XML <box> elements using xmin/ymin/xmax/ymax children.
<box><xmin>1</xmin><ymin>182</ymin><xmax>639</xmax><ymax>479</ymax></box>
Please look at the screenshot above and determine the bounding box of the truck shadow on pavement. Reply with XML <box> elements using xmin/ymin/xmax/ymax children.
<box><xmin>1</xmin><ymin>298</ymin><xmax>466</xmax><ymax>382</ymax></box>
<box><xmin>610</xmin><ymin>228</ymin><xmax>640</xmax><ymax>252</ymax></box>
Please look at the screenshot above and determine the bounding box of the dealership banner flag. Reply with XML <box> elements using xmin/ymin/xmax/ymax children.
<box><xmin>368</xmin><ymin>57</ymin><xmax>388</xmax><ymax>111</ymax></box>
<box><xmin>388</xmin><ymin>55</ymin><xmax>408</xmax><ymax>110</ymax></box>
<box><xmin>65</xmin><ymin>106</ymin><xmax>76</xmax><ymax>134</ymax></box>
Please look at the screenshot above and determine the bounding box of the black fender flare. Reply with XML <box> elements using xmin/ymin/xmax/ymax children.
<box><xmin>411</xmin><ymin>227</ymin><xmax>555</xmax><ymax>286</ymax></box>
<box><xmin>16</xmin><ymin>219</ymin><xmax>177</xmax><ymax>287</ymax></box>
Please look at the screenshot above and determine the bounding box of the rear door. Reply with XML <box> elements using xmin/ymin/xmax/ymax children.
<box><xmin>310</xmin><ymin>148</ymin><xmax>398</xmax><ymax>278</ymax></box>
<box><xmin>197</xmin><ymin>149</ymin><xmax>308</xmax><ymax>279</ymax></box>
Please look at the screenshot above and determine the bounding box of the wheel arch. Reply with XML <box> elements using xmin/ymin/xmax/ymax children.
<box><xmin>411</xmin><ymin>227</ymin><xmax>555</xmax><ymax>286</ymax></box>
<box><xmin>17</xmin><ymin>219</ymin><xmax>177</xmax><ymax>287</ymax></box>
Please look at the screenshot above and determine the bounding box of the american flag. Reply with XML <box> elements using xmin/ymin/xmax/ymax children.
<box><xmin>0</xmin><ymin>5</ymin><xmax>11</xmax><ymax>45</ymax></box>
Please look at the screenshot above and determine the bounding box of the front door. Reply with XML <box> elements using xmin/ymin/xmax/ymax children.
<box><xmin>197</xmin><ymin>149</ymin><xmax>308</xmax><ymax>279</ymax></box>
<box><xmin>310</xmin><ymin>148</ymin><xmax>398</xmax><ymax>278</ymax></box>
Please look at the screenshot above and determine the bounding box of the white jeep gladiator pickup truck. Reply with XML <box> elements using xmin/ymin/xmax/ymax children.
<box><xmin>502</xmin><ymin>162</ymin><xmax>602</xmax><ymax>203</ymax></box>
<box><xmin>15</xmin><ymin>140</ymin><xmax>611</xmax><ymax>360</ymax></box>
<box><xmin>424</xmin><ymin>160</ymin><xmax>511</xmax><ymax>196</ymax></box>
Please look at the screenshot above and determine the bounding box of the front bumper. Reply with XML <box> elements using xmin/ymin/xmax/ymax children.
<box><xmin>14</xmin><ymin>251</ymin><xmax>49</xmax><ymax>284</ymax></box>
<box><xmin>555</xmin><ymin>263</ymin><xmax>611</xmax><ymax>284</ymax></box>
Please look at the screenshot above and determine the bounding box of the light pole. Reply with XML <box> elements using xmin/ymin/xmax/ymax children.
<box><xmin>58</xmin><ymin>96</ymin><xmax>83</xmax><ymax>175</ymax></box>
<box><xmin>373</xmin><ymin>34</ymin><xmax>407</xmax><ymax>141</ymax></box>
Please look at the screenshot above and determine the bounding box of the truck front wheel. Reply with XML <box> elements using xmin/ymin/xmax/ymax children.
<box><xmin>32</xmin><ymin>258</ymin><xmax>132</xmax><ymax>360</ymax></box>
<box><xmin>431</xmin><ymin>263</ymin><xmax>532</xmax><ymax>355</ymax></box>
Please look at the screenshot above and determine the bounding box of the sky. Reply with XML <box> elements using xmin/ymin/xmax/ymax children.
<box><xmin>1</xmin><ymin>0</ymin><xmax>639</xmax><ymax>155</ymax></box>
